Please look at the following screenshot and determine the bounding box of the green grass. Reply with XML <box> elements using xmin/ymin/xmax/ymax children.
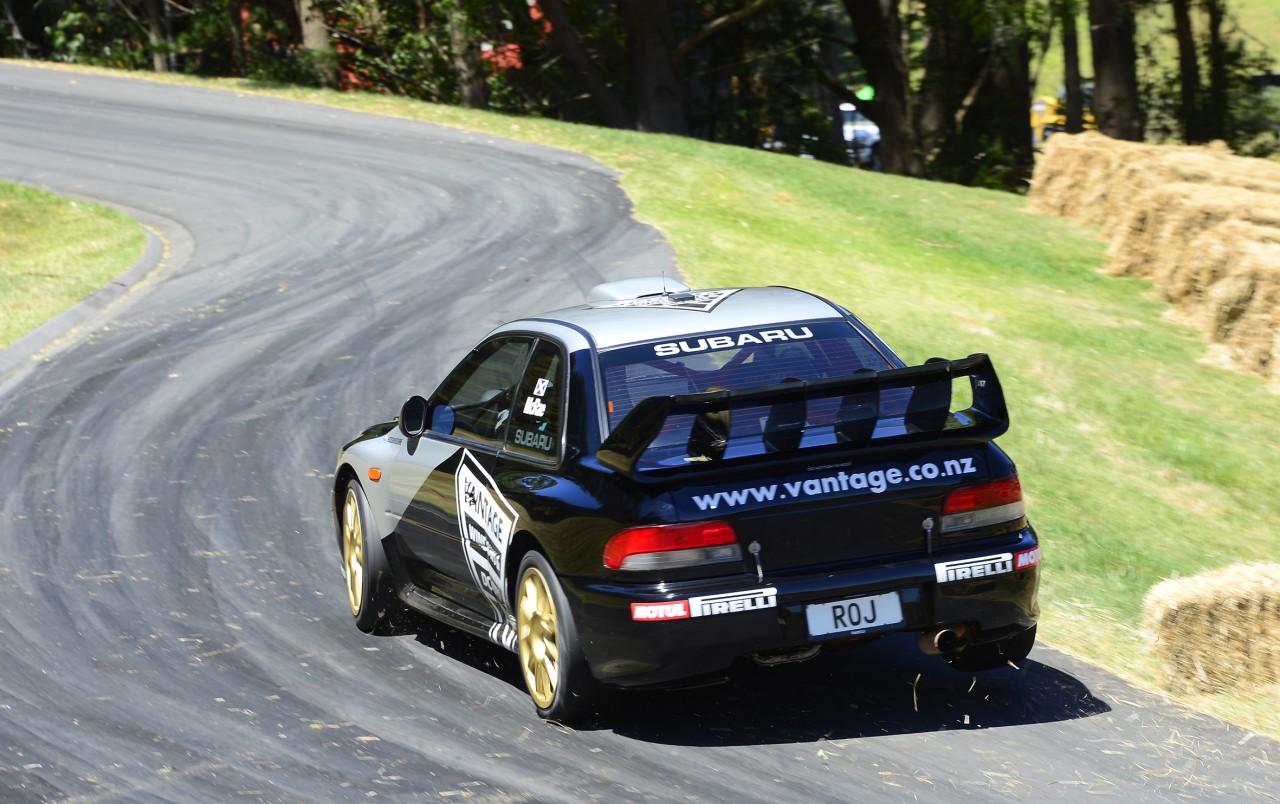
<box><xmin>0</xmin><ymin>179</ymin><xmax>145</xmax><ymax>349</ymax></box>
<box><xmin>5</xmin><ymin>60</ymin><xmax>1279</xmax><ymax>738</ymax></box>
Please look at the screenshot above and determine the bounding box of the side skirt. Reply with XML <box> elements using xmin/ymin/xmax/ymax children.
<box><xmin>383</xmin><ymin>535</ymin><xmax>518</xmax><ymax>653</ymax></box>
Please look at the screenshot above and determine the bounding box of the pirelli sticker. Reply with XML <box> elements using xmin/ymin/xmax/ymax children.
<box><xmin>631</xmin><ymin>587</ymin><xmax>777</xmax><ymax>621</ymax></box>
<box><xmin>934</xmin><ymin>553</ymin><xmax>1013</xmax><ymax>583</ymax></box>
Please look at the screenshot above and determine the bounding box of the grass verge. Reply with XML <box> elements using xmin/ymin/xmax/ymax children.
<box><xmin>5</xmin><ymin>60</ymin><xmax>1278</xmax><ymax>739</ymax></box>
<box><xmin>0</xmin><ymin>179</ymin><xmax>145</xmax><ymax>350</ymax></box>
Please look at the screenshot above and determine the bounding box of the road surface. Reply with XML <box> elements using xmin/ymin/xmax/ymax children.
<box><xmin>0</xmin><ymin>63</ymin><xmax>1275</xmax><ymax>802</ymax></box>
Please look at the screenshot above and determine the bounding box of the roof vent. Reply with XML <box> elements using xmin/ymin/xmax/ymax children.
<box><xmin>586</xmin><ymin>276</ymin><xmax>691</xmax><ymax>303</ymax></box>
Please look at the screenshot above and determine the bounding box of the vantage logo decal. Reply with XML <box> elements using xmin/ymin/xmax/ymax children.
<box><xmin>632</xmin><ymin>588</ymin><xmax>778</xmax><ymax>621</ymax></box>
<box><xmin>456</xmin><ymin>450</ymin><xmax>519</xmax><ymax>626</ymax></box>
<box><xmin>598</xmin><ymin>288</ymin><xmax>741</xmax><ymax>312</ymax></box>
<box><xmin>934</xmin><ymin>553</ymin><xmax>1013</xmax><ymax>583</ymax></box>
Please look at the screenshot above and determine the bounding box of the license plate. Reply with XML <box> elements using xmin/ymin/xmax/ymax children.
<box><xmin>806</xmin><ymin>591</ymin><xmax>903</xmax><ymax>637</ymax></box>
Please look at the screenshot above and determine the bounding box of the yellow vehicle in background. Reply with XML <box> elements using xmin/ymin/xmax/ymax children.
<box><xmin>1031</xmin><ymin>85</ymin><xmax>1096</xmax><ymax>145</ymax></box>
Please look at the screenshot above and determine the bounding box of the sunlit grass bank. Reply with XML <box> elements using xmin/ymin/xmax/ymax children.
<box><xmin>0</xmin><ymin>179</ymin><xmax>145</xmax><ymax>350</ymax></box>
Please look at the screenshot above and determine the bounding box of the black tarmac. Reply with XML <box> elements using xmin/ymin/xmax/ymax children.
<box><xmin>0</xmin><ymin>62</ymin><xmax>1275</xmax><ymax>802</ymax></box>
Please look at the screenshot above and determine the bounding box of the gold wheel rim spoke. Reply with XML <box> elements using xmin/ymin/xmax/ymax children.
<box><xmin>342</xmin><ymin>489</ymin><xmax>363</xmax><ymax>616</ymax></box>
<box><xmin>517</xmin><ymin>565</ymin><xmax>559</xmax><ymax>709</ymax></box>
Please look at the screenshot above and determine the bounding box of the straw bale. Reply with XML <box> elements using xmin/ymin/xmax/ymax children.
<box><xmin>1029</xmin><ymin>133</ymin><xmax>1280</xmax><ymax>384</ymax></box>
<box><xmin>1107</xmin><ymin>183</ymin><xmax>1280</xmax><ymax>282</ymax></box>
<box><xmin>1144</xmin><ymin>563</ymin><xmax>1280</xmax><ymax>694</ymax></box>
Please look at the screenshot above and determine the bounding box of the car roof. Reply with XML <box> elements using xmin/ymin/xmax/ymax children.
<box><xmin>492</xmin><ymin>282</ymin><xmax>847</xmax><ymax>352</ymax></box>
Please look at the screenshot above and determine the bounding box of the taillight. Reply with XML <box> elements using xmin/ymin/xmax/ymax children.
<box><xmin>940</xmin><ymin>478</ymin><xmax>1025</xmax><ymax>534</ymax></box>
<box><xmin>604</xmin><ymin>522</ymin><xmax>741</xmax><ymax>570</ymax></box>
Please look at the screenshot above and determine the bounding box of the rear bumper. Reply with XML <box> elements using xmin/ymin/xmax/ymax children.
<box><xmin>561</xmin><ymin>528</ymin><xmax>1040</xmax><ymax>688</ymax></box>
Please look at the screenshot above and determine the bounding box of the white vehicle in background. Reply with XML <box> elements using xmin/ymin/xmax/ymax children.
<box><xmin>841</xmin><ymin>102</ymin><xmax>881</xmax><ymax>170</ymax></box>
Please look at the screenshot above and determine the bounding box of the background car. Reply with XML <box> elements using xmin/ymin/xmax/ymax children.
<box><xmin>332</xmin><ymin>278</ymin><xmax>1040</xmax><ymax>721</ymax></box>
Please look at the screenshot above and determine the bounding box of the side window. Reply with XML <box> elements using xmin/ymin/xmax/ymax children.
<box><xmin>429</xmin><ymin>337</ymin><xmax>533</xmax><ymax>447</ymax></box>
<box><xmin>505</xmin><ymin>339</ymin><xmax>564</xmax><ymax>461</ymax></box>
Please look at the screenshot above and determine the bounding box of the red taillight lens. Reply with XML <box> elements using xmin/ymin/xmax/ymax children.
<box><xmin>604</xmin><ymin>522</ymin><xmax>740</xmax><ymax>570</ymax></box>
<box><xmin>941</xmin><ymin>478</ymin><xmax>1025</xmax><ymax>533</ymax></box>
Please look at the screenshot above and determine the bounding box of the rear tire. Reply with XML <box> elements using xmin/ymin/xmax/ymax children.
<box><xmin>946</xmin><ymin>624</ymin><xmax>1037</xmax><ymax>672</ymax></box>
<box><xmin>341</xmin><ymin>480</ymin><xmax>398</xmax><ymax>634</ymax></box>
<box><xmin>515</xmin><ymin>551</ymin><xmax>600</xmax><ymax>723</ymax></box>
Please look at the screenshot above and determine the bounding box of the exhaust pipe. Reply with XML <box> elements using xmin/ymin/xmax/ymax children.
<box><xmin>919</xmin><ymin>625</ymin><xmax>969</xmax><ymax>655</ymax></box>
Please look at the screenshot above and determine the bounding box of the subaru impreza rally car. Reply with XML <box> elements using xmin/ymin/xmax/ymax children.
<box><xmin>332</xmin><ymin>278</ymin><xmax>1040</xmax><ymax>721</ymax></box>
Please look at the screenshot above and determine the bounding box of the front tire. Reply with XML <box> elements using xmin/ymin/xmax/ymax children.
<box><xmin>515</xmin><ymin>551</ymin><xmax>599</xmax><ymax>722</ymax></box>
<box><xmin>341</xmin><ymin>480</ymin><xmax>398</xmax><ymax>634</ymax></box>
<box><xmin>946</xmin><ymin>624</ymin><xmax>1037</xmax><ymax>672</ymax></box>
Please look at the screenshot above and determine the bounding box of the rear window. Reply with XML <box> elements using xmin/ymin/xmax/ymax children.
<box><xmin>599</xmin><ymin>321</ymin><xmax>908</xmax><ymax>463</ymax></box>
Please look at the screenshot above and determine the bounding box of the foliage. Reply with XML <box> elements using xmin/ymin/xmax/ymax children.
<box><xmin>16</xmin><ymin>0</ymin><xmax>1280</xmax><ymax>186</ymax></box>
<box><xmin>1138</xmin><ymin>3</ymin><xmax>1276</xmax><ymax>155</ymax></box>
<box><xmin>45</xmin><ymin>2</ymin><xmax>151</xmax><ymax>70</ymax></box>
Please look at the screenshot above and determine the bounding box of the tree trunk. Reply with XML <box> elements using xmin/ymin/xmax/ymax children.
<box><xmin>1204</xmin><ymin>0</ymin><xmax>1228</xmax><ymax>141</ymax></box>
<box><xmin>2</xmin><ymin>0</ymin><xmax>52</xmax><ymax>58</ymax></box>
<box><xmin>623</xmin><ymin>0</ymin><xmax>688</xmax><ymax>135</ymax></box>
<box><xmin>1059</xmin><ymin>0</ymin><xmax>1085</xmax><ymax>133</ymax></box>
<box><xmin>538</xmin><ymin>0</ymin><xmax>635</xmax><ymax>129</ymax></box>
<box><xmin>227</xmin><ymin>0</ymin><xmax>246</xmax><ymax>77</ymax></box>
<box><xmin>842</xmin><ymin>0</ymin><xmax>922</xmax><ymax>176</ymax></box>
<box><xmin>295</xmin><ymin>0</ymin><xmax>334</xmax><ymax>85</ymax></box>
<box><xmin>144</xmin><ymin>0</ymin><xmax>169</xmax><ymax>73</ymax></box>
<box><xmin>296</xmin><ymin>0</ymin><xmax>330</xmax><ymax>52</ymax></box>
<box><xmin>1171</xmin><ymin>0</ymin><xmax>1201</xmax><ymax>142</ymax></box>
<box><xmin>445</xmin><ymin>3</ymin><xmax>488</xmax><ymax>109</ymax></box>
<box><xmin>987</xmin><ymin>0</ymin><xmax>1034</xmax><ymax>185</ymax></box>
<box><xmin>1087</xmin><ymin>0</ymin><xmax>1142</xmax><ymax>140</ymax></box>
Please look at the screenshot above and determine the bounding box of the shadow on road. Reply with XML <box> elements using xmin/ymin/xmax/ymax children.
<box><xmin>610</xmin><ymin>634</ymin><xmax>1111</xmax><ymax>745</ymax></box>
<box><xmin>405</xmin><ymin>617</ymin><xmax>1110</xmax><ymax>745</ymax></box>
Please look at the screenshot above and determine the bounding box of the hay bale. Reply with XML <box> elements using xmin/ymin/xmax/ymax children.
<box><xmin>1144</xmin><ymin>563</ymin><xmax>1280</xmax><ymax>694</ymax></box>
<box><xmin>1028</xmin><ymin>133</ymin><xmax>1156</xmax><ymax>225</ymax></box>
<box><xmin>1029</xmin><ymin>132</ymin><xmax>1280</xmax><ymax>236</ymax></box>
<box><xmin>1108</xmin><ymin>184</ymin><xmax>1280</xmax><ymax>284</ymax></box>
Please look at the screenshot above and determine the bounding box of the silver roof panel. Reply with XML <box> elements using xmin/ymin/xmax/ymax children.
<box><xmin>507</xmin><ymin>286</ymin><xmax>846</xmax><ymax>351</ymax></box>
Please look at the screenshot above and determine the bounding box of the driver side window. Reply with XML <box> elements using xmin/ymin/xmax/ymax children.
<box><xmin>429</xmin><ymin>337</ymin><xmax>533</xmax><ymax>447</ymax></box>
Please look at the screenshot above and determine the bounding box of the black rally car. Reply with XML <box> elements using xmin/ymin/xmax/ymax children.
<box><xmin>332</xmin><ymin>278</ymin><xmax>1041</xmax><ymax>720</ymax></box>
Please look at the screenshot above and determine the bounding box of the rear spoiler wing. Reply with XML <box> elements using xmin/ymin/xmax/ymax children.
<box><xmin>597</xmin><ymin>353</ymin><xmax>1009</xmax><ymax>475</ymax></box>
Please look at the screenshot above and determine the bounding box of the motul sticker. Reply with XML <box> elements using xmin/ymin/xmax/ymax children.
<box><xmin>631</xmin><ymin>601</ymin><xmax>691</xmax><ymax>621</ymax></box>
<box><xmin>1015</xmin><ymin>546</ymin><xmax>1041</xmax><ymax>570</ymax></box>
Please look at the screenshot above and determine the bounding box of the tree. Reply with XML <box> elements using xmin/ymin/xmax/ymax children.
<box><xmin>841</xmin><ymin>0</ymin><xmax>922</xmax><ymax>176</ymax></box>
<box><xmin>1057</xmin><ymin>0</ymin><xmax>1085</xmax><ymax>133</ymax></box>
<box><xmin>1170</xmin><ymin>0</ymin><xmax>1202</xmax><ymax>142</ymax></box>
<box><xmin>1088</xmin><ymin>0</ymin><xmax>1142</xmax><ymax>140</ymax></box>
<box><xmin>2</xmin><ymin>0</ymin><xmax>52</xmax><ymax>58</ymax></box>
<box><xmin>623</xmin><ymin>0</ymin><xmax>688</xmax><ymax>134</ymax></box>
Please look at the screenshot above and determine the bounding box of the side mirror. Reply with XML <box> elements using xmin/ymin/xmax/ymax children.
<box><xmin>399</xmin><ymin>395</ymin><xmax>430</xmax><ymax>438</ymax></box>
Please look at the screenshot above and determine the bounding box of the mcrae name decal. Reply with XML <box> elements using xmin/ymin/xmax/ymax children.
<box><xmin>654</xmin><ymin>327</ymin><xmax>813</xmax><ymax>358</ymax></box>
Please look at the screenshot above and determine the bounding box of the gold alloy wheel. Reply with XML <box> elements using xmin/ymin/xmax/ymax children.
<box><xmin>517</xmin><ymin>565</ymin><xmax>560</xmax><ymax>709</ymax></box>
<box><xmin>342</xmin><ymin>487</ymin><xmax>364</xmax><ymax>616</ymax></box>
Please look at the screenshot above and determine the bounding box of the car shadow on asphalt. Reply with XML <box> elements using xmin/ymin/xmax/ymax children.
<box><xmin>406</xmin><ymin>618</ymin><xmax>1110</xmax><ymax>745</ymax></box>
<box><xmin>608</xmin><ymin>634</ymin><xmax>1112</xmax><ymax>745</ymax></box>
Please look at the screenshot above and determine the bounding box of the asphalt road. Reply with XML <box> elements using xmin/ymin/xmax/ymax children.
<box><xmin>0</xmin><ymin>63</ymin><xmax>1276</xmax><ymax>802</ymax></box>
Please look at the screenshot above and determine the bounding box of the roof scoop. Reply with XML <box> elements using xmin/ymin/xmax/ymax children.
<box><xmin>586</xmin><ymin>276</ymin><xmax>691</xmax><ymax>303</ymax></box>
